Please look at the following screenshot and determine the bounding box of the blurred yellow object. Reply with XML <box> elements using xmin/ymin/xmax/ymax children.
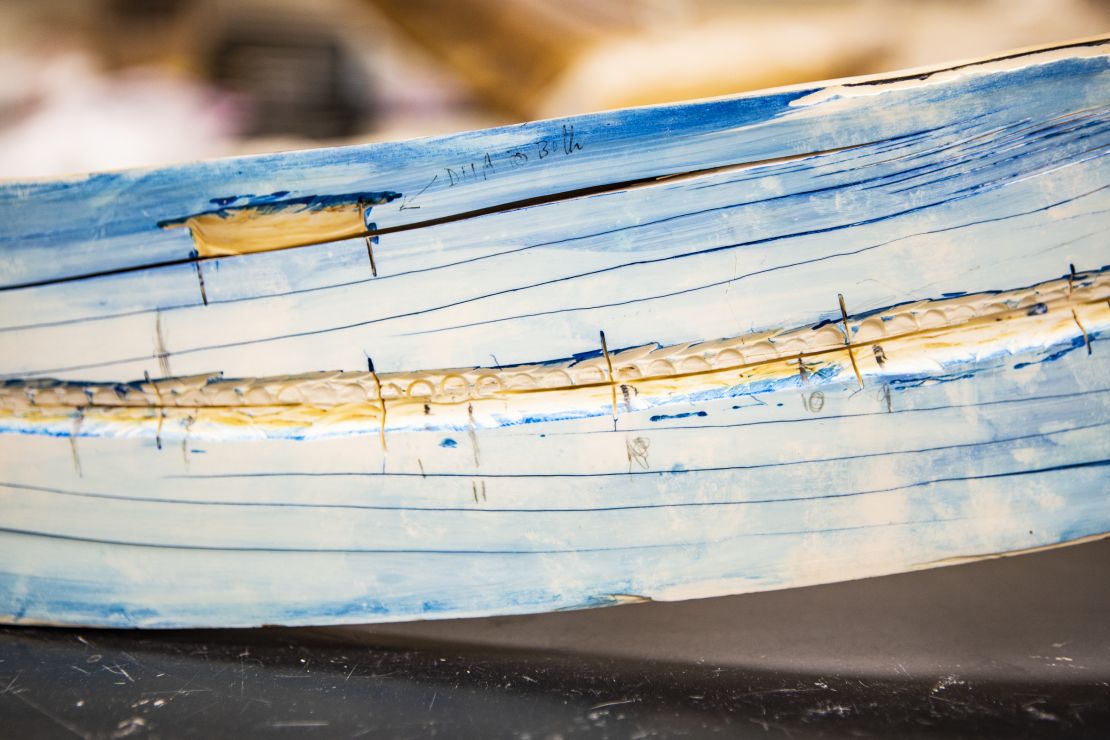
<box><xmin>366</xmin><ymin>0</ymin><xmax>1110</xmax><ymax>119</ymax></box>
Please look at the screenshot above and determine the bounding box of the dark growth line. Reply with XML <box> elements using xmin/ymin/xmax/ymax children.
<box><xmin>5</xmin><ymin>423</ymin><xmax>1100</xmax><ymax>511</ymax></box>
<box><xmin>404</xmin><ymin>184</ymin><xmax>1109</xmax><ymax>337</ymax></box>
<box><xmin>2</xmin><ymin>457</ymin><xmax>1104</xmax><ymax>553</ymax></box>
<box><xmin>0</xmin><ymin>144</ymin><xmax>869</xmax><ymax>293</ymax></box>
<box><xmin>14</xmin><ymin>172</ymin><xmax>1107</xmax><ymax>379</ymax></box>
<box><xmin>841</xmin><ymin>37</ymin><xmax>1109</xmax><ymax>88</ymax></box>
<box><xmin>172</xmin><ymin>419</ymin><xmax>1107</xmax><ymax>483</ymax></box>
<box><xmin>3</xmin><ymin>117</ymin><xmax>1099</xmax><ymax>335</ymax></box>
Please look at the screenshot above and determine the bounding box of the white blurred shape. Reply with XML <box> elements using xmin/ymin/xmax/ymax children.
<box><xmin>0</xmin><ymin>52</ymin><xmax>241</xmax><ymax>180</ymax></box>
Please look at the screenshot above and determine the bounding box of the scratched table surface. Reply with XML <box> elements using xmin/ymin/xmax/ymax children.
<box><xmin>1</xmin><ymin>538</ymin><xmax>1107</xmax><ymax>739</ymax></box>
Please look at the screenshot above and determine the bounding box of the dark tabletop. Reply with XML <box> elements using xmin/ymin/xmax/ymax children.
<box><xmin>2</xmin><ymin>538</ymin><xmax>1108</xmax><ymax>738</ymax></box>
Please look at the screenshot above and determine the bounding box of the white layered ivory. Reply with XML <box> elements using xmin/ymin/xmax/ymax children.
<box><xmin>0</xmin><ymin>38</ymin><xmax>1108</xmax><ymax>627</ymax></box>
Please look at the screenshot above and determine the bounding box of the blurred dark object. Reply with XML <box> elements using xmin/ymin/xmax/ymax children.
<box><xmin>207</xmin><ymin>24</ymin><xmax>374</xmax><ymax>139</ymax></box>
<box><xmin>101</xmin><ymin>0</ymin><xmax>379</xmax><ymax>139</ymax></box>
<box><xmin>107</xmin><ymin>0</ymin><xmax>190</xmax><ymax>21</ymax></box>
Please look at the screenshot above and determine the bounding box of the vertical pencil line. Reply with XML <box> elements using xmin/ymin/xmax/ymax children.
<box><xmin>600</xmin><ymin>330</ymin><xmax>618</xmax><ymax>422</ymax></box>
<box><xmin>838</xmin><ymin>293</ymin><xmax>865</xmax><ymax>389</ymax></box>
<box><xmin>367</xmin><ymin>357</ymin><xmax>387</xmax><ymax>451</ymax></box>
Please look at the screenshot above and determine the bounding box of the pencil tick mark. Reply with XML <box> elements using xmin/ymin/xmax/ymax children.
<box><xmin>364</xmin><ymin>236</ymin><xmax>378</xmax><ymax>277</ymax></box>
<box><xmin>467</xmin><ymin>404</ymin><xmax>480</xmax><ymax>467</ymax></box>
<box><xmin>600</xmin><ymin>330</ymin><xmax>618</xmax><ymax>426</ymax></box>
<box><xmin>838</xmin><ymin>293</ymin><xmax>865</xmax><ymax>389</ymax></box>
<box><xmin>181</xmin><ymin>415</ymin><xmax>195</xmax><ymax>469</ymax></box>
<box><xmin>194</xmin><ymin>260</ymin><xmax>208</xmax><ymax>305</ymax></box>
<box><xmin>153</xmin><ymin>311</ymin><xmax>171</xmax><ymax>377</ymax></box>
<box><xmin>144</xmin><ymin>371</ymin><xmax>165</xmax><ymax>449</ymax></box>
<box><xmin>366</xmin><ymin>356</ymin><xmax>387</xmax><ymax>452</ymax></box>
<box><xmin>797</xmin><ymin>355</ymin><xmax>810</xmax><ymax>385</ymax></box>
<box><xmin>1072</xmin><ymin>308</ymin><xmax>1092</xmax><ymax>355</ymax></box>
<box><xmin>69</xmin><ymin>410</ymin><xmax>84</xmax><ymax>477</ymax></box>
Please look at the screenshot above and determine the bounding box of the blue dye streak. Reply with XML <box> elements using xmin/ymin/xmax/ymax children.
<box><xmin>650</xmin><ymin>411</ymin><xmax>709</xmax><ymax>422</ymax></box>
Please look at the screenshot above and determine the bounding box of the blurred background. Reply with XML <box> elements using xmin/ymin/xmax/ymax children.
<box><xmin>0</xmin><ymin>0</ymin><xmax>1106</xmax><ymax>179</ymax></box>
